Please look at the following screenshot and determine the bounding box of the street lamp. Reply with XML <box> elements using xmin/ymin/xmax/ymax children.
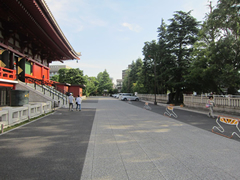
<box><xmin>148</xmin><ymin>54</ymin><xmax>157</xmax><ymax>105</ymax></box>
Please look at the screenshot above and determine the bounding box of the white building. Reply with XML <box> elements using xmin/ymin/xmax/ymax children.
<box><xmin>49</xmin><ymin>65</ymin><xmax>71</xmax><ymax>77</ymax></box>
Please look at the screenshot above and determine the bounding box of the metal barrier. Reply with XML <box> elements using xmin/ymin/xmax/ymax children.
<box><xmin>143</xmin><ymin>102</ymin><xmax>151</xmax><ymax>110</ymax></box>
<box><xmin>212</xmin><ymin>115</ymin><xmax>240</xmax><ymax>138</ymax></box>
<box><xmin>164</xmin><ymin>105</ymin><xmax>177</xmax><ymax>118</ymax></box>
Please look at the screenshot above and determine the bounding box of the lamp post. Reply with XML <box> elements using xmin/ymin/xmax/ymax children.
<box><xmin>148</xmin><ymin>54</ymin><xmax>157</xmax><ymax>105</ymax></box>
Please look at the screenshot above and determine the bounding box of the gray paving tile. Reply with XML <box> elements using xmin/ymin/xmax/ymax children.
<box><xmin>81</xmin><ymin>97</ymin><xmax>240</xmax><ymax>180</ymax></box>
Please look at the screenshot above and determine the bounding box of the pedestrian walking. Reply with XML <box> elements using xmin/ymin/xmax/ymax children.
<box><xmin>75</xmin><ymin>95</ymin><xmax>82</xmax><ymax>111</ymax></box>
<box><xmin>207</xmin><ymin>96</ymin><xmax>215</xmax><ymax>118</ymax></box>
<box><xmin>68</xmin><ymin>93</ymin><xmax>75</xmax><ymax>111</ymax></box>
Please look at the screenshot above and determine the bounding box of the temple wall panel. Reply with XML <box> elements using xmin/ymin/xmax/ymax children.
<box><xmin>33</xmin><ymin>64</ymin><xmax>42</xmax><ymax>79</ymax></box>
<box><xmin>43</xmin><ymin>68</ymin><xmax>48</xmax><ymax>79</ymax></box>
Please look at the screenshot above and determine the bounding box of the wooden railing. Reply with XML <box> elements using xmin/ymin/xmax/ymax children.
<box><xmin>25</xmin><ymin>75</ymin><xmax>55</xmax><ymax>86</ymax></box>
<box><xmin>0</xmin><ymin>67</ymin><xmax>16</xmax><ymax>80</ymax></box>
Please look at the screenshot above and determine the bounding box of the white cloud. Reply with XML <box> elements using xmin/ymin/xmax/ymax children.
<box><xmin>121</xmin><ymin>22</ymin><xmax>142</xmax><ymax>32</ymax></box>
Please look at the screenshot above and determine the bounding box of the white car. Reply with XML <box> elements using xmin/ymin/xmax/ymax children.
<box><xmin>118</xmin><ymin>93</ymin><xmax>132</xmax><ymax>99</ymax></box>
<box><xmin>121</xmin><ymin>95</ymin><xmax>139</xmax><ymax>101</ymax></box>
<box><xmin>112</xmin><ymin>94</ymin><xmax>118</xmax><ymax>98</ymax></box>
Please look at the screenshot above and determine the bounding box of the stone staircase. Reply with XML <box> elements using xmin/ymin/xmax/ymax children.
<box><xmin>15</xmin><ymin>80</ymin><xmax>68</xmax><ymax>108</ymax></box>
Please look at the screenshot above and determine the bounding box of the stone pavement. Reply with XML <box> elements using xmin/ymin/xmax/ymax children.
<box><xmin>81</xmin><ymin>97</ymin><xmax>240</xmax><ymax>180</ymax></box>
<box><xmin>1</xmin><ymin>96</ymin><xmax>240</xmax><ymax>180</ymax></box>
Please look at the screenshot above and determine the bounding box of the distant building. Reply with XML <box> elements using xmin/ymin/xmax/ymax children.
<box><xmin>49</xmin><ymin>65</ymin><xmax>71</xmax><ymax>77</ymax></box>
<box><xmin>110</xmin><ymin>77</ymin><xmax>116</xmax><ymax>89</ymax></box>
<box><xmin>116</xmin><ymin>79</ymin><xmax>123</xmax><ymax>92</ymax></box>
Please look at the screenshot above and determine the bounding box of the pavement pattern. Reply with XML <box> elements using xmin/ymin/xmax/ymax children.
<box><xmin>1</xmin><ymin>97</ymin><xmax>240</xmax><ymax>180</ymax></box>
<box><xmin>81</xmin><ymin>97</ymin><xmax>240</xmax><ymax>180</ymax></box>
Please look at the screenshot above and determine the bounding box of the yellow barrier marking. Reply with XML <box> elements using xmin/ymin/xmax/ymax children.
<box><xmin>167</xmin><ymin>106</ymin><xmax>174</xmax><ymax>110</ymax></box>
<box><xmin>212</xmin><ymin>116</ymin><xmax>240</xmax><ymax>139</ymax></box>
<box><xmin>220</xmin><ymin>117</ymin><xmax>238</xmax><ymax>125</ymax></box>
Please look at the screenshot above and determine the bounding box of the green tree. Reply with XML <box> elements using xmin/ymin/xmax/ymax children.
<box><xmin>166</xmin><ymin>11</ymin><xmax>200</xmax><ymax>103</ymax></box>
<box><xmin>58</xmin><ymin>68</ymin><xmax>68</xmax><ymax>83</ymax></box>
<box><xmin>58</xmin><ymin>68</ymin><xmax>86</xmax><ymax>85</ymax></box>
<box><xmin>188</xmin><ymin>1</ymin><xmax>240</xmax><ymax>94</ymax></box>
<box><xmin>142</xmin><ymin>40</ymin><xmax>159</xmax><ymax>94</ymax></box>
<box><xmin>84</xmin><ymin>76</ymin><xmax>98</xmax><ymax>96</ymax></box>
<box><xmin>122</xmin><ymin>58</ymin><xmax>144</xmax><ymax>93</ymax></box>
<box><xmin>156</xmin><ymin>19</ymin><xmax>174</xmax><ymax>94</ymax></box>
<box><xmin>50</xmin><ymin>75</ymin><xmax>59</xmax><ymax>82</ymax></box>
<box><xmin>97</xmin><ymin>70</ymin><xmax>113</xmax><ymax>94</ymax></box>
<box><xmin>121</xmin><ymin>69</ymin><xmax>131</xmax><ymax>92</ymax></box>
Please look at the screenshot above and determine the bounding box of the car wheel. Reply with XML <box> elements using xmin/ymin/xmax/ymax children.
<box><xmin>135</xmin><ymin>98</ymin><xmax>139</xmax><ymax>101</ymax></box>
<box><xmin>124</xmin><ymin>98</ymin><xmax>127</xmax><ymax>101</ymax></box>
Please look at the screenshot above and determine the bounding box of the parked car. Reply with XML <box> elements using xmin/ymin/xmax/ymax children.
<box><xmin>112</xmin><ymin>94</ymin><xmax>118</xmax><ymax>98</ymax></box>
<box><xmin>121</xmin><ymin>94</ymin><xmax>139</xmax><ymax>101</ymax></box>
<box><xmin>118</xmin><ymin>93</ymin><xmax>133</xmax><ymax>100</ymax></box>
<box><xmin>115</xmin><ymin>93</ymin><xmax>121</xmax><ymax>98</ymax></box>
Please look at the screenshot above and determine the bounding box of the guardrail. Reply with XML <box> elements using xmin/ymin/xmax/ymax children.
<box><xmin>0</xmin><ymin>101</ymin><xmax>52</xmax><ymax>130</ymax></box>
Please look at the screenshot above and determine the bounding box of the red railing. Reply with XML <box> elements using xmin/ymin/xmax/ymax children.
<box><xmin>0</xmin><ymin>67</ymin><xmax>16</xmax><ymax>80</ymax></box>
<box><xmin>25</xmin><ymin>74</ymin><xmax>56</xmax><ymax>87</ymax></box>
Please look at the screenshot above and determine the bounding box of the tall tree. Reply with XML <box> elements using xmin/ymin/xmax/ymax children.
<box><xmin>121</xmin><ymin>69</ymin><xmax>131</xmax><ymax>93</ymax></box>
<box><xmin>142</xmin><ymin>40</ymin><xmax>159</xmax><ymax>94</ymax></box>
<box><xmin>188</xmin><ymin>1</ymin><xmax>240</xmax><ymax>94</ymax></box>
<box><xmin>84</xmin><ymin>76</ymin><xmax>98</xmax><ymax>96</ymax></box>
<box><xmin>58</xmin><ymin>68</ymin><xmax>86</xmax><ymax>85</ymax></box>
<box><xmin>122</xmin><ymin>58</ymin><xmax>144</xmax><ymax>93</ymax></box>
<box><xmin>157</xmin><ymin>19</ymin><xmax>174</xmax><ymax>94</ymax></box>
<box><xmin>58</xmin><ymin>68</ymin><xmax>68</xmax><ymax>83</ymax></box>
<box><xmin>166</xmin><ymin>11</ymin><xmax>200</xmax><ymax>103</ymax></box>
<box><xmin>97</xmin><ymin>70</ymin><xmax>113</xmax><ymax>94</ymax></box>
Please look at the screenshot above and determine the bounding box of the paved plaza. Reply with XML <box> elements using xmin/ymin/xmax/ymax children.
<box><xmin>1</xmin><ymin>97</ymin><xmax>240</xmax><ymax>180</ymax></box>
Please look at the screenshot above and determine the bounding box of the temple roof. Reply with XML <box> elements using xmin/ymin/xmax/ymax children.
<box><xmin>0</xmin><ymin>0</ymin><xmax>80</xmax><ymax>62</ymax></box>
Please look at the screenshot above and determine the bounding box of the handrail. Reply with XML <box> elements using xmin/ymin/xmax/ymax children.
<box><xmin>25</xmin><ymin>75</ymin><xmax>55</xmax><ymax>86</ymax></box>
<box><xmin>24</xmin><ymin>76</ymin><xmax>68</xmax><ymax>104</ymax></box>
<box><xmin>0</xmin><ymin>67</ymin><xmax>16</xmax><ymax>80</ymax></box>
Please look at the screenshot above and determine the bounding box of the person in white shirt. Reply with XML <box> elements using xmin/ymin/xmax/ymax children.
<box><xmin>207</xmin><ymin>96</ymin><xmax>215</xmax><ymax>118</ymax></box>
<box><xmin>75</xmin><ymin>95</ymin><xmax>82</xmax><ymax>111</ymax></box>
<box><xmin>68</xmin><ymin>93</ymin><xmax>75</xmax><ymax>111</ymax></box>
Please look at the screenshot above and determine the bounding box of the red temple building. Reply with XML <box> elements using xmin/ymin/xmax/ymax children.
<box><xmin>0</xmin><ymin>0</ymin><xmax>81</xmax><ymax>106</ymax></box>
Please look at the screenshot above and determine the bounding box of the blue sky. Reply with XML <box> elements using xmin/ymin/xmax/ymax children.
<box><xmin>47</xmin><ymin>0</ymin><xmax>217</xmax><ymax>83</ymax></box>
